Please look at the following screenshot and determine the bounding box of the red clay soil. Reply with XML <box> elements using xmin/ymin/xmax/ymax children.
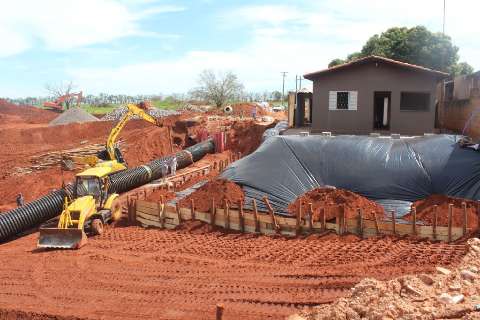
<box><xmin>0</xmin><ymin>99</ymin><xmax>57</xmax><ymax>127</ymax></box>
<box><xmin>0</xmin><ymin>227</ymin><xmax>466</xmax><ymax>320</ymax></box>
<box><xmin>403</xmin><ymin>194</ymin><xmax>479</xmax><ymax>228</ymax></box>
<box><xmin>227</xmin><ymin>120</ymin><xmax>271</xmax><ymax>156</ymax></box>
<box><xmin>288</xmin><ymin>188</ymin><xmax>385</xmax><ymax>220</ymax></box>
<box><xmin>145</xmin><ymin>188</ymin><xmax>176</xmax><ymax>203</ymax></box>
<box><xmin>179</xmin><ymin>179</ymin><xmax>245</xmax><ymax>212</ymax></box>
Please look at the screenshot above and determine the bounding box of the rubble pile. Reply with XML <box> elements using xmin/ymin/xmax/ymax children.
<box><xmin>296</xmin><ymin>238</ymin><xmax>480</xmax><ymax>320</ymax></box>
<box><xmin>101</xmin><ymin>106</ymin><xmax>179</xmax><ymax>121</ymax></box>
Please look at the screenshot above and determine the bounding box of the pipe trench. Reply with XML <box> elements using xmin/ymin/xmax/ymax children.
<box><xmin>0</xmin><ymin>139</ymin><xmax>215</xmax><ymax>242</ymax></box>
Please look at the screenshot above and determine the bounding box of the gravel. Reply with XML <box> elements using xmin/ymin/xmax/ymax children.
<box><xmin>101</xmin><ymin>106</ymin><xmax>179</xmax><ymax>121</ymax></box>
<box><xmin>48</xmin><ymin>107</ymin><xmax>99</xmax><ymax>126</ymax></box>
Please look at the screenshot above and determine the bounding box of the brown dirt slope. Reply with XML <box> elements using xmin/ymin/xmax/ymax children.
<box><xmin>0</xmin><ymin>228</ymin><xmax>466</xmax><ymax>320</ymax></box>
<box><xmin>404</xmin><ymin>194</ymin><xmax>479</xmax><ymax>228</ymax></box>
<box><xmin>288</xmin><ymin>187</ymin><xmax>385</xmax><ymax>220</ymax></box>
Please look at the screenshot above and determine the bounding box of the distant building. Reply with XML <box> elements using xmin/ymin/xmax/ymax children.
<box><xmin>302</xmin><ymin>56</ymin><xmax>448</xmax><ymax>135</ymax></box>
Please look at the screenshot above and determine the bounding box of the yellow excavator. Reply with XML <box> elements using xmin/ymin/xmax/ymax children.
<box><xmin>38</xmin><ymin>102</ymin><xmax>161</xmax><ymax>249</ymax></box>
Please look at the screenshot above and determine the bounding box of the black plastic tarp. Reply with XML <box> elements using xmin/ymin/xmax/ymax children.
<box><xmin>221</xmin><ymin>134</ymin><xmax>480</xmax><ymax>215</ymax></box>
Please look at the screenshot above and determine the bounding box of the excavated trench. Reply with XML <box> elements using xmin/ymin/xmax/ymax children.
<box><xmin>0</xmin><ymin>139</ymin><xmax>215</xmax><ymax>242</ymax></box>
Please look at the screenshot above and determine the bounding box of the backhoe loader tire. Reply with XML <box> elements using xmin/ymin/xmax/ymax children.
<box><xmin>110</xmin><ymin>200</ymin><xmax>122</xmax><ymax>222</ymax></box>
<box><xmin>91</xmin><ymin>219</ymin><xmax>104</xmax><ymax>235</ymax></box>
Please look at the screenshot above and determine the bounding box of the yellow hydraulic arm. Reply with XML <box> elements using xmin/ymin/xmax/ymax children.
<box><xmin>106</xmin><ymin>103</ymin><xmax>160</xmax><ymax>161</ymax></box>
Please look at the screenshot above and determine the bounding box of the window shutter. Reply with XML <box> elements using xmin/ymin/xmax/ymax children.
<box><xmin>328</xmin><ymin>91</ymin><xmax>337</xmax><ymax>110</ymax></box>
<box><xmin>348</xmin><ymin>91</ymin><xmax>358</xmax><ymax>110</ymax></box>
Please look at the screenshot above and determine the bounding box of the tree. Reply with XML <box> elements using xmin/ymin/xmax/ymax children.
<box><xmin>271</xmin><ymin>90</ymin><xmax>282</xmax><ymax>101</ymax></box>
<box><xmin>190</xmin><ymin>70</ymin><xmax>244</xmax><ymax>108</ymax></box>
<box><xmin>45</xmin><ymin>81</ymin><xmax>78</xmax><ymax>109</ymax></box>
<box><xmin>328</xmin><ymin>58</ymin><xmax>345</xmax><ymax>68</ymax></box>
<box><xmin>329</xmin><ymin>26</ymin><xmax>473</xmax><ymax>76</ymax></box>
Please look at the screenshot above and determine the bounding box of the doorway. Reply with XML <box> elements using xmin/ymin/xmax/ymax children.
<box><xmin>373</xmin><ymin>91</ymin><xmax>391</xmax><ymax>130</ymax></box>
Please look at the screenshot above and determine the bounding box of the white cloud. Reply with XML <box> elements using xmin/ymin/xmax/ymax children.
<box><xmin>0</xmin><ymin>0</ymin><xmax>184</xmax><ymax>56</ymax></box>
<box><xmin>61</xmin><ymin>0</ymin><xmax>480</xmax><ymax>95</ymax></box>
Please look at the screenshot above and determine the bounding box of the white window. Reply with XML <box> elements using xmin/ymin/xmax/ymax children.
<box><xmin>329</xmin><ymin>91</ymin><xmax>358</xmax><ymax>110</ymax></box>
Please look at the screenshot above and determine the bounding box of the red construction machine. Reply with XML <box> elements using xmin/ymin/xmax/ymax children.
<box><xmin>43</xmin><ymin>91</ymin><xmax>83</xmax><ymax>112</ymax></box>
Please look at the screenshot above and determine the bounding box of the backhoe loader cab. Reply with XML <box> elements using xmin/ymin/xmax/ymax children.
<box><xmin>38</xmin><ymin>166</ymin><xmax>123</xmax><ymax>250</ymax></box>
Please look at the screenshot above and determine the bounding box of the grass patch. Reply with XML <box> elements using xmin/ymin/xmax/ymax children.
<box><xmin>151</xmin><ymin>98</ymin><xmax>182</xmax><ymax>110</ymax></box>
<box><xmin>81</xmin><ymin>103</ymin><xmax>118</xmax><ymax>115</ymax></box>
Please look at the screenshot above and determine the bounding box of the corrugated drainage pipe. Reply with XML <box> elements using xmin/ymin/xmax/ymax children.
<box><xmin>0</xmin><ymin>139</ymin><xmax>215</xmax><ymax>242</ymax></box>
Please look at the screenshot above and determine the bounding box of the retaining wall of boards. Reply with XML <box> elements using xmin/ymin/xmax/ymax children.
<box><xmin>130</xmin><ymin>196</ymin><xmax>478</xmax><ymax>242</ymax></box>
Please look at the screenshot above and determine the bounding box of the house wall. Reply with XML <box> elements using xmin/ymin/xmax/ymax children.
<box><xmin>440</xmin><ymin>97</ymin><xmax>480</xmax><ymax>139</ymax></box>
<box><xmin>310</xmin><ymin>63</ymin><xmax>439</xmax><ymax>135</ymax></box>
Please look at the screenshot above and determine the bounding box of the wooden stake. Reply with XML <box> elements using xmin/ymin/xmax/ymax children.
<box><xmin>412</xmin><ymin>206</ymin><xmax>417</xmax><ymax>235</ymax></box>
<box><xmin>190</xmin><ymin>199</ymin><xmax>195</xmax><ymax>220</ymax></box>
<box><xmin>357</xmin><ymin>208</ymin><xmax>363</xmax><ymax>237</ymax></box>
<box><xmin>321</xmin><ymin>207</ymin><xmax>326</xmax><ymax>231</ymax></box>
<box><xmin>144</xmin><ymin>188</ymin><xmax>148</xmax><ymax>200</ymax></box>
<box><xmin>210</xmin><ymin>198</ymin><xmax>216</xmax><ymax>226</ymax></box>
<box><xmin>224</xmin><ymin>199</ymin><xmax>230</xmax><ymax>230</ymax></box>
<box><xmin>175</xmin><ymin>202</ymin><xmax>181</xmax><ymax>224</ymax></box>
<box><xmin>238</xmin><ymin>200</ymin><xmax>245</xmax><ymax>233</ymax></box>
<box><xmin>433</xmin><ymin>205</ymin><xmax>438</xmax><ymax>240</ymax></box>
<box><xmin>157</xmin><ymin>202</ymin><xmax>164</xmax><ymax>228</ymax></box>
<box><xmin>372</xmin><ymin>211</ymin><xmax>379</xmax><ymax>235</ymax></box>
<box><xmin>308</xmin><ymin>203</ymin><xmax>314</xmax><ymax>232</ymax></box>
<box><xmin>448</xmin><ymin>203</ymin><xmax>453</xmax><ymax>243</ymax></box>
<box><xmin>462</xmin><ymin>202</ymin><xmax>467</xmax><ymax>236</ymax></box>
<box><xmin>295</xmin><ymin>202</ymin><xmax>302</xmax><ymax>236</ymax></box>
<box><xmin>252</xmin><ymin>199</ymin><xmax>259</xmax><ymax>233</ymax></box>
<box><xmin>391</xmin><ymin>210</ymin><xmax>396</xmax><ymax>235</ymax></box>
<box><xmin>167</xmin><ymin>126</ymin><xmax>174</xmax><ymax>153</ymax></box>
<box><xmin>263</xmin><ymin>197</ymin><xmax>279</xmax><ymax>233</ymax></box>
<box><xmin>216</xmin><ymin>304</ymin><xmax>224</xmax><ymax>320</ymax></box>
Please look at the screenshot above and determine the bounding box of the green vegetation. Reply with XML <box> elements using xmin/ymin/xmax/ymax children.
<box><xmin>329</xmin><ymin>26</ymin><xmax>473</xmax><ymax>76</ymax></box>
<box><xmin>150</xmin><ymin>98</ymin><xmax>182</xmax><ymax>110</ymax></box>
<box><xmin>80</xmin><ymin>103</ymin><xmax>118</xmax><ymax>115</ymax></box>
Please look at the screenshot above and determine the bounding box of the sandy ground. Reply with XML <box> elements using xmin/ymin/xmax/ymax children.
<box><xmin>0</xmin><ymin>227</ymin><xmax>466</xmax><ymax>320</ymax></box>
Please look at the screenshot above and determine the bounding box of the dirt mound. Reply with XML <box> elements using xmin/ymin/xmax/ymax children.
<box><xmin>179</xmin><ymin>179</ymin><xmax>245</xmax><ymax>211</ymax></box>
<box><xmin>231</xmin><ymin>103</ymin><xmax>268</xmax><ymax>117</ymax></box>
<box><xmin>297</xmin><ymin>238</ymin><xmax>479</xmax><ymax>320</ymax></box>
<box><xmin>403</xmin><ymin>194</ymin><xmax>479</xmax><ymax>228</ymax></box>
<box><xmin>0</xmin><ymin>227</ymin><xmax>466</xmax><ymax>320</ymax></box>
<box><xmin>145</xmin><ymin>188</ymin><xmax>175</xmax><ymax>203</ymax></box>
<box><xmin>49</xmin><ymin>107</ymin><xmax>99</xmax><ymax>126</ymax></box>
<box><xmin>0</xmin><ymin>99</ymin><xmax>56</xmax><ymax>125</ymax></box>
<box><xmin>227</xmin><ymin>120</ymin><xmax>271</xmax><ymax>156</ymax></box>
<box><xmin>288</xmin><ymin>187</ymin><xmax>385</xmax><ymax>220</ymax></box>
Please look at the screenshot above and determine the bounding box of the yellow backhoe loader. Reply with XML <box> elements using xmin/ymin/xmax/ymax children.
<box><xmin>38</xmin><ymin>102</ymin><xmax>162</xmax><ymax>249</ymax></box>
<box><xmin>38</xmin><ymin>166</ymin><xmax>124</xmax><ymax>249</ymax></box>
<box><xmin>63</xmin><ymin>102</ymin><xmax>161</xmax><ymax>171</ymax></box>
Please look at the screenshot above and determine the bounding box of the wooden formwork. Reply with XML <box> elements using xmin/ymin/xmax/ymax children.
<box><xmin>131</xmin><ymin>197</ymin><xmax>477</xmax><ymax>243</ymax></box>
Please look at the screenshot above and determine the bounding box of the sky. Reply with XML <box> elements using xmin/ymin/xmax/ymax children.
<box><xmin>0</xmin><ymin>0</ymin><xmax>478</xmax><ymax>98</ymax></box>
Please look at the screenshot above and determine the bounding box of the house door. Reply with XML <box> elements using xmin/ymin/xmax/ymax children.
<box><xmin>373</xmin><ymin>91</ymin><xmax>391</xmax><ymax>130</ymax></box>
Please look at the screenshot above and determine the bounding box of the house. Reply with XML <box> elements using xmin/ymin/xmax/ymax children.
<box><xmin>302</xmin><ymin>55</ymin><xmax>448</xmax><ymax>135</ymax></box>
<box><xmin>438</xmin><ymin>71</ymin><xmax>480</xmax><ymax>139</ymax></box>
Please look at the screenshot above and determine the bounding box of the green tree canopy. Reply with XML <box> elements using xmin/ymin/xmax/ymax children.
<box><xmin>329</xmin><ymin>26</ymin><xmax>473</xmax><ymax>76</ymax></box>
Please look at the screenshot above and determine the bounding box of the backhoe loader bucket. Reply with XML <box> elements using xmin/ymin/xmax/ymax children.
<box><xmin>37</xmin><ymin>228</ymin><xmax>87</xmax><ymax>249</ymax></box>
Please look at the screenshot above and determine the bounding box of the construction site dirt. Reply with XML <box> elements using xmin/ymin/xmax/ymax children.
<box><xmin>0</xmin><ymin>227</ymin><xmax>466</xmax><ymax>320</ymax></box>
<box><xmin>0</xmin><ymin>100</ymin><xmax>478</xmax><ymax>320</ymax></box>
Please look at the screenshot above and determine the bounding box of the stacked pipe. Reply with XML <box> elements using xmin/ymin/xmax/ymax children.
<box><xmin>0</xmin><ymin>138</ymin><xmax>215</xmax><ymax>242</ymax></box>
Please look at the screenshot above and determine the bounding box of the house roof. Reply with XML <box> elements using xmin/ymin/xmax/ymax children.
<box><xmin>303</xmin><ymin>55</ymin><xmax>449</xmax><ymax>80</ymax></box>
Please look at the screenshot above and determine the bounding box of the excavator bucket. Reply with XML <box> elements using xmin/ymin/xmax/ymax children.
<box><xmin>37</xmin><ymin>228</ymin><xmax>87</xmax><ymax>249</ymax></box>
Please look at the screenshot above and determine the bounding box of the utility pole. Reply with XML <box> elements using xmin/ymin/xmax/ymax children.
<box><xmin>281</xmin><ymin>72</ymin><xmax>288</xmax><ymax>106</ymax></box>
<box><xmin>442</xmin><ymin>0</ymin><xmax>446</xmax><ymax>35</ymax></box>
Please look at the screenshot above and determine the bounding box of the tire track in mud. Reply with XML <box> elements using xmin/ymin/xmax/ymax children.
<box><xmin>0</xmin><ymin>226</ymin><xmax>468</xmax><ymax>320</ymax></box>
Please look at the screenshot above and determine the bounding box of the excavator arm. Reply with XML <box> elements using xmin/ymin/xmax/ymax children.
<box><xmin>105</xmin><ymin>103</ymin><xmax>160</xmax><ymax>161</ymax></box>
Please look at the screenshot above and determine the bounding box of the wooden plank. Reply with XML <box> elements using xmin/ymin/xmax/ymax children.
<box><xmin>462</xmin><ymin>202</ymin><xmax>467</xmax><ymax>236</ymax></box>
<box><xmin>296</xmin><ymin>203</ymin><xmax>301</xmax><ymax>235</ymax></box>
<box><xmin>224</xmin><ymin>199</ymin><xmax>230</xmax><ymax>230</ymax></box>
<box><xmin>238</xmin><ymin>200</ymin><xmax>245</xmax><ymax>233</ymax></box>
<box><xmin>391</xmin><ymin>211</ymin><xmax>396</xmax><ymax>235</ymax></box>
<box><xmin>433</xmin><ymin>205</ymin><xmax>438</xmax><ymax>240</ymax></box>
<box><xmin>210</xmin><ymin>199</ymin><xmax>216</xmax><ymax>225</ymax></box>
<box><xmin>263</xmin><ymin>197</ymin><xmax>279</xmax><ymax>233</ymax></box>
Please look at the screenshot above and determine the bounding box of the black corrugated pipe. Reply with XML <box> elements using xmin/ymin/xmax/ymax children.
<box><xmin>0</xmin><ymin>138</ymin><xmax>215</xmax><ymax>242</ymax></box>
